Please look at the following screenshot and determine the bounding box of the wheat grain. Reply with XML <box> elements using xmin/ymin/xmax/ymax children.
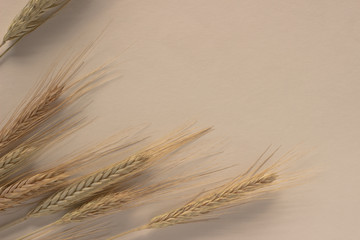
<box><xmin>27</xmin><ymin>127</ymin><xmax>210</xmax><ymax>217</ymax></box>
<box><xmin>0</xmin><ymin>0</ymin><xmax>72</xmax><ymax>57</ymax></box>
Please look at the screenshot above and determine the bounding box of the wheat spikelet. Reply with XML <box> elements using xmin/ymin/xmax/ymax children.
<box><xmin>18</xmin><ymin>187</ymin><xmax>164</xmax><ymax>240</ymax></box>
<box><xmin>0</xmin><ymin>43</ymin><xmax>110</xmax><ymax>155</ymax></box>
<box><xmin>0</xmin><ymin>170</ymin><xmax>69</xmax><ymax>211</ymax></box>
<box><xmin>62</xmin><ymin>191</ymin><xmax>136</xmax><ymax>223</ymax></box>
<box><xmin>0</xmin><ymin>146</ymin><xmax>36</xmax><ymax>183</ymax></box>
<box><xmin>27</xmin><ymin>127</ymin><xmax>211</xmax><ymax>217</ymax></box>
<box><xmin>0</xmin><ymin>129</ymin><xmax>141</xmax><ymax>213</ymax></box>
<box><xmin>57</xmin><ymin>174</ymin><xmax>202</xmax><ymax>225</ymax></box>
<box><xmin>147</xmin><ymin>173</ymin><xmax>277</xmax><ymax>229</ymax></box>
<box><xmin>0</xmin><ymin>117</ymin><xmax>84</xmax><ymax>184</ymax></box>
<box><xmin>108</xmin><ymin>150</ymin><xmax>290</xmax><ymax>240</ymax></box>
<box><xmin>0</xmin><ymin>129</ymin><xmax>142</xmax><ymax>232</ymax></box>
<box><xmin>18</xmin><ymin>149</ymin><xmax>221</xmax><ymax>240</ymax></box>
<box><xmin>0</xmin><ymin>0</ymin><xmax>72</xmax><ymax>57</ymax></box>
<box><xmin>59</xmin><ymin>185</ymin><xmax>161</xmax><ymax>224</ymax></box>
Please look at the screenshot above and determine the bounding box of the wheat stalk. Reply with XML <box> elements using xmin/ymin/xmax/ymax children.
<box><xmin>108</xmin><ymin>150</ymin><xmax>290</xmax><ymax>240</ymax></box>
<box><xmin>0</xmin><ymin>0</ymin><xmax>72</xmax><ymax>57</ymax></box>
<box><xmin>27</xmin><ymin>127</ymin><xmax>210</xmax><ymax>218</ymax></box>
<box><xmin>0</xmin><ymin>43</ymin><xmax>110</xmax><ymax>156</ymax></box>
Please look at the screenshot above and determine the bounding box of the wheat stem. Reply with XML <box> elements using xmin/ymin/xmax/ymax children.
<box><xmin>0</xmin><ymin>37</ymin><xmax>22</xmax><ymax>58</ymax></box>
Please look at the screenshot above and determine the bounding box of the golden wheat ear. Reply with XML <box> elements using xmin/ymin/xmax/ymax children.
<box><xmin>0</xmin><ymin>129</ymin><xmax>144</xmax><ymax>232</ymax></box>
<box><xmin>0</xmin><ymin>127</ymin><xmax>142</xmax><ymax>212</ymax></box>
<box><xmin>17</xmin><ymin>163</ymin><xmax>219</xmax><ymax>240</ymax></box>
<box><xmin>0</xmin><ymin>41</ymin><xmax>112</xmax><ymax>156</ymax></box>
<box><xmin>0</xmin><ymin>116</ymin><xmax>86</xmax><ymax>184</ymax></box>
<box><xmin>23</xmin><ymin>127</ymin><xmax>210</xmax><ymax>219</ymax></box>
<box><xmin>0</xmin><ymin>0</ymin><xmax>72</xmax><ymax>58</ymax></box>
<box><xmin>0</xmin><ymin>169</ymin><xmax>69</xmax><ymax>212</ymax></box>
<box><xmin>107</xmin><ymin>148</ymin><xmax>297</xmax><ymax>240</ymax></box>
<box><xmin>0</xmin><ymin>118</ymin><xmax>90</xmax><ymax>211</ymax></box>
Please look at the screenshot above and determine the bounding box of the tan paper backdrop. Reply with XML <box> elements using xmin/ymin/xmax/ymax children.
<box><xmin>1</xmin><ymin>0</ymin><xmax>360</xmax><ymax>239</ymax></box>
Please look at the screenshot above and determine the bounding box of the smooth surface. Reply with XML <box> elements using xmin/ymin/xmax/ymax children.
<box><xmin>0</xmin><ymin>0</ymin><xmax>359</xmax><ymax>239</ymax></box>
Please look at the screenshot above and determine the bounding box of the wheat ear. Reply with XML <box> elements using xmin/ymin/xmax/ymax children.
<box><xmin>19</xmin><ymin>155</ymin><xmax>221</xmax><ymax>240</ymax></box>
<box><xmin>0</xmin><ymin>0</ymin><xmax>72</xmax><ymax>57</ymax></box>
<box><xmin>18</xmin><ymin>188</ymin><xmax>149</xmax><ymax>240</ymax></box>
<box><xmin>0</xmin><ymin>117</ymin><xmax>85</xmax><ymax>184</ymax></box>
<box><xmin>109</xmin><ymin>150</ymin><xmax>290</xmax><ymax>240</ymax></box>
<box><xmin>0</xmin><ymin>170</ymin><xmax>69</xmax><ymax>211</ymax></box>
<box><xmin>0</xmin><ymin>43</ymin><xmax>110</xmax><ymax>155</ymax></box>
<box><xmin>58</xmin><ymin>175</ymin><xmax>201</xmax><ymax>224</ymax></box>
<box><xmin>0</xmin><ymin>130</ymin><xmax>141</xmax><ymax>231</ymax></box>
<box><xmin>27</xmin><ymin>181</ymin><xmax>182</xmax><ymax>240</ymax></box>
<box><xmin>26</xmin><ymin>127</ymin><xmax>211</xmax><ymax>217</ymax></box>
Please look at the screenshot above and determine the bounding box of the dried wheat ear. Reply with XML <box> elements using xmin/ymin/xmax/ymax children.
<box><xmin>28</xmin><ymin>127</ymin><xmax>210</xmax><ymax>217</ymax></box>
<box><xmin>4</xmin><ymin>126</ymin><xmax>210</xmax><ymax>238</ymax></box>
<box><xmin>0</xmin><ymin>43</ymin><xmax>110</xmax><ymax>156</ymax></box>
<box><xmin>22</xmin><ymin>180</ymin><xmax>190</xmax><ymax>239</ymax></box>
<box><xmin>22</xmin><ymin>163</ymin><xmax>216</xmax><ymax>240</ymax></box>
<box><xmin>0</xmin><ymin>117</ymin><xmax>83</xmax><ymax>185</ymax></box>
<box><xmin>0</xmin><ymin>0</ymin><xmax>72</xmax><ymax>57</ymax></box>
<box><xmin>106</xmin><ymin>149</ymin><xmax>294</xmax><ymax>240</ymax></box>
<box><xmin>0</xmin><ymin>129</ymin><xmax>142</xmax><ymax>232</ymax></box>
<box><xmin>0</xmin><ymin>129</ymin><xmax>139</xmax><ymax>212</ymax></box>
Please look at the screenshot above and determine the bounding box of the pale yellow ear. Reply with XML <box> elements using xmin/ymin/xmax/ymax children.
<box><xmin>0</xmin><ymin>170</ymin><xmax>70</xmax><ymax>211</ymax></box>
<box><xmin>0</xmin><ymin>32</ymin><xmax>112</xmax><ymax>157</ymax></box>
<box><xmin>0</xmin><ymin>0</ymin><xmax>72</xmax><ymax>58</ymax></box>
<box><xmin>106</xmin><ymin>147</ymin><xmax>302</xmax><ymax>240</ymax></box>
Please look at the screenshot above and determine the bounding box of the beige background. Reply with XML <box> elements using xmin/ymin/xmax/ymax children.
<box><xmin>1</xmin><ymin>0</ymin><xmax>360</xmax><ymax>239</ymax></box>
